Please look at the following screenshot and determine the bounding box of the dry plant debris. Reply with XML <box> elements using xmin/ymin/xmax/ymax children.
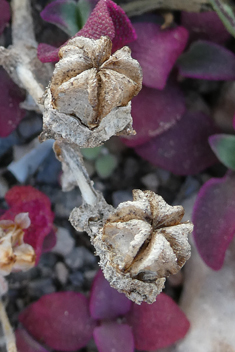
<box><xmin>87</xmin><ymin>189</ymin><xmax>193</xmax><ymax>304</ymax></box>
<box><xmin>41</xmin><ymin>36</ymin><xmax>142</xmax><ymax>147</ymax></box>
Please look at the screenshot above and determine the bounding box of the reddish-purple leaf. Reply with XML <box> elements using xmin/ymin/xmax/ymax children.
<box><xmin>126</xmin><ymin>293</ymin><xmax>190</xmax><ymax>351</ymax></box>
<box><xmin>0</xmin><ymin>0</ymin><xmax>10</xmax><ymax>34</ymax></box>
<box><xmin>38</xmin><ymin>0</ymin><xmax>136</xmax><ymax>62</ymax></box>
<box><xmin>89</xmin><ymin>270</ymin><xmax>131</xmax><ymax>320</ymax></box>
<box><xmin>94</xmin><ymin>322</ymin><xmax>134</xmax><ymax>352</ymax></box>
<box><xmin>78</xmin><ymin>0</ymin><xmax>136</xmax><ymax>52</ymax></box>
<box><xmin>192</xmin><ymin>171</ymin><xmax>235</xmax><ymax>270</ymax></box>
<box><xmin>0</xmin><ymin>186</ymin><xmax>54</xmax><ymax>263</ymax></box>
<box><xmin>181</xmin><ymin>11</ymin><xmax>230</xmax><ymax>44</ymax></box>
<box><xmin>177</xmin><ymin>40</ymin><xmax>235</xmax><ymax>80</ymax></box>
<box><xmin>37</xmin><ymin>43</ymin><xmax>60</xmax><ymax>63</ymax></box>
<box><xmin>0</xmin><ymin>67</ymin><xmax>26</xmax><ymax>137</ymax></box>
<box><xmin>134</xmin><ymin>111</ymin><xmax>218</xmax><ymax>175</ymax></box>
<box><xmin>16</xmin><ymin>328</ymin><xmax>49</xmax><ymax>352</ymax></box>
<box><xmin>129</xmin><ymin>22</ymin><xmax>188</xmax><ymax>89</ymax></box>
<box><xmin>40</xmin><ymin>0</ymin><xmax>80</xmax><ymax>36</ymax></box>
<box><xmin>121</xmin><ymin>81</ymin><xmax>185</xmax><ymax>147</ymax></box>
<box><xmin>19</xmin><ymin>292</ymin><xmax>96</xmax><ymax>351</ymax></box>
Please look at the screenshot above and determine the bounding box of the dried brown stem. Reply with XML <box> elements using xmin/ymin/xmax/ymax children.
<box><xmin>0</xmin><ymin>300</ymin><xmax>17</xmax><ymax>352</ymax></box>
<box><xmin>120</xmin><ymin>0</ymin><xmax>212</xmax><ymax>17</ymax></box>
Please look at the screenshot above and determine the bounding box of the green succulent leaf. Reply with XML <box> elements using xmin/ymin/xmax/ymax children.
<box><xmin>77</xmin><ymin>0</ymin><xmax>93</xmax><ymax>28</ymax></box>
<box><xmin>210</xmin><ymin>0</ymin><xmax>235</xmax><ymax>38</ymax></box>
<box><xmin>95</xmin><ymin>154</ymin><xmax>118</xmax><ymax>179</ymax></box>
<box><xmin>209</xmin><ymin>134</ymin><xmax>235</xmax><ymax>170</ymax></box>
<box><xmin>81</xmin><ymin>146</ymin><xmax>102</xmax><ymax>160</ymax></box>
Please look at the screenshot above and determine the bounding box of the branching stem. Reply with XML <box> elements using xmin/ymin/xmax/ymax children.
<box><xmin>0</xmin><ymin>300</ymin><xmax>17</xmax><ymax>352</ymax></box>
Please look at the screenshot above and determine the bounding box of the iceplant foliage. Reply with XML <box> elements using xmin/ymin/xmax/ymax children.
<box><xmin>193</xmin><ymin>172</ymin><xmax>235</xmax><ymax>270</ymax></box>
<box><xmin>17</xmin><ymin>270</ymin><xmax>190</xmax><ymax>352</ymax></box>
<box><xmin>38</xmin><ymin>0</ymin><xmax>136</xmax><ymax>62</ymax></box>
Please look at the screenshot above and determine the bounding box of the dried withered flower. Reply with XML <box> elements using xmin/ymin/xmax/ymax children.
<box><xmin>40</xmin><ymin>36</ymin><xmax>142</xmax><ymax>148</ymax></box>
<box><xmin>0</xmin><ymin>213</ymin><xmax>35</xmax><ymax>276</ymax></box>
<box><xmin>93</xmin><ymin>190</ymin><xmax>193</xmax><ymax>304</ymax></box>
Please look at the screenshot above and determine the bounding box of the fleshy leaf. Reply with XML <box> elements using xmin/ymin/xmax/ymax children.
<box><xmin>19</xmin><ymin>292</ymin><xmax>96</xmax><ymax>351</ymax></box>
<box><xmin>121</xmin><ymin>81</ymin><xmax>185</xmax><ymax>147</ymax></box>
<box><xmin>126</xmin><ymin>293</ymin><xmax>190</xmax><ymax>351</ymax></box>
<box><xmin>16</xmin><ymin>328</ymin><xmax>49</xmax><ymax>352</ymax></box>
<box><xmin>0</xmin><ymin>67</ymin><xmax>26</xmax><ymax>137</ymax></box>
<box><xmin>94</xmin><ymin>322</ymin><xmax>134</xmax><ymax>352</ymax></box>
<box><xmin>95</xmin><ymin>154</ymin><xmax>118</xmax><ymax>179</ymax></box>
<box><xmin>209</xmin><ymin>134</ymin><xmax>235</xmax><ymax>170</ymax></box>
<box><xmin>135</xmin><ymin>111</ymin><xmax>218</xmax><ymax>175</ymax></box>
<box><xmin>177</xmin><ymin>40</ymin><xmax>235</xmax><ymax>80</ymax></box>
<box><xmin>181</xmin><ymin>11</ymin><xmax>230</xmax><ymax>44</ymax></box>
<box><xmin>129</xmin><ymin>22</ymin><xmax>188</xmax><ymax>90</ymax></box>
<box><xmin>210</xmin><ymin>0</ymin><xmax>235</xmax><ymax>38</ymax></box>
<box><xmin>0</xmin><ymin>0</ymin><xmax>11</xmax><ymax>34</ymax></box>
<box><xmin>89</xmin><ymin>270</ymin><xmax>131</xmax><ymax>320</ymax></box>
<box><xmin>192</xmin><ymin>171</ymin><xmax>235</xmax><ymax>270</ymax></box>
<box><xmin>0</xmin><ymin>186</ymin><xmax>54</xmax><ymax>263</ymax></box>
<box><xmin>38</xmin><ymin>0</ymin><xmax>136</xmax><ymax>62</ymax></box>
<box><xmin>81</xmin><ymin>146</ymin><xmax>102</xmax><ymax>160</ymax></box>
<box><xmin>40</xmin><ymin>0</ymin><xmax>80</xmax><ymax>36</ymax></box>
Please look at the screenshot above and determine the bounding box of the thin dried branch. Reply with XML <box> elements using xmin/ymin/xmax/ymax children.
<box><xmin>120</xmin><ymin>0</ymin><xmax>212</xmax><ymax>17</ymax></box>
<box><xmin>0</xmin><ymin>300</ymin><xmax>17</xmax><ymax>352</ymax></box>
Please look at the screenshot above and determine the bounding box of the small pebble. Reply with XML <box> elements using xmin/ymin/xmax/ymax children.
<box><xmin>156</xmin><ymin>168</ymin><xmax>171</xmax><ymax>185</ymax></box>
<box><xmin>69</xmin><ymin>271</ymin><xmax>84</xmax><ymax>287</ymax></box>
<box><xmin>52</xmin><ymin>227</ymin><xmax>75</xmax><ymax>257</ymax></box>
<box><xmin>18</xmin><ymin>114</ymin><xmax>42</xmax><ymax>139</ymax></box>
<box><xmin>28</xmin><ymin>278</ymin><xmax>55</xmax><ymax>298</ymax></box>
<box><xmin>55</xmin><ymin>262</ymin><xmax>69</xmax><ymax>285</ymax></box>
<box><xmin>54</xmin><ymin>190</ymin><xmax>82</xmax><ymax>218</ymax></box>
<box><xmin>37</xmin><ymin>150</ymin><xmax>61</xmax><ymax>185</ymax></box>
<box><xmin>65</xmin><ymin>247</ymin><xmax>96</xmax><ymax>270</ymax></box>
<box><xmin>112</xmin><ymin>190</ymin><xmax>133</xmax><ymax>208</ymax></box>
<box><xmin>141</xmin><ymin>173</ymin><xmax>159</xmax><ymax>191</ymax></box>
<box><xmin>39</xmin><ymin>252</ymin><xmax>57</xmax><ymax>268</ymax></box>
<box><xmin>84</xmin><ymin>269</ymin><xmax>98</xmax><ymax>284</ymax></box>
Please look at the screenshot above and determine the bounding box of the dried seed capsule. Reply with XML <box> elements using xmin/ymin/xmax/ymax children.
<box><xmin>94</xmin><ymin>190</ymin><xmax>193</xmax><ymax>304</ymax></box>
<box><xmin>41</xmin><ymin>36</ymin><xmax>143</xmax><ymax>148</ymax></box>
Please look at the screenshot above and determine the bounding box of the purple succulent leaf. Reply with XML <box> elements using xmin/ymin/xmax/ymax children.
<box><xmin>0</xmin><ymin>67</ymin><xmax>26</xmax><ymax>137</ymax></box>
<box><xmin>121</xmin><ymin>80</ymin><xmax>185</xmax><ymax>147</ymax></box>
<box><xmin>126</xmin><ymin>293</ymin><xmax>190</xmax><ymax>351</ymax></box>
<box><xmin>40</xmin><ymin>0</ymin><xmax>80</xmax><ymax>36</ymax></box>
<box><xmin>0</xmin><ymin>0</ymin><xmax>10</xmax><ymax>34</ymax></box>
<box><xmin>16</xmin><ymin>328</ymin><xmax>49</xmax><ymax>352</ymax></box>
<box><xmin>177</xmin><ymin>40</ymin><xmax>235</xmax><ymax>80</ymax></box>
<box><xmin>37</xmin><ymin>43</ymin><xmax>59</xmax><ymax>63</ymax></box>
<box><xmin>89</xmin><ymin>270</ymin><xmax>131</xmax><ymax>320</ymax></box>
<box><xmin>209</xmin><ymin>134</ymin><xmax>235</xmax><ymax>170</ymax></box>
<box><xmin>94</xmin><ymin>322</ymin><xmax>134</xmax><ymax>352</ymax></box>
<box><xmin>134</xmin><ymin>111</ymin><xmax>219</xmax><ymax>175</ymax></box>
<box><xmin>129</xmin><ymin>22</ymin><xmax>188</xmax><ymax>90</ymax></box>
<box><xmin>192</xmin><ymin>171</ymin><xmax>235</xmax><ymax>270</ymax></box>
<box><xmin>181</xmin><ymin>11</ymin><xmax>230</xmax><ymax>44</ymax></box>
<box><xmin>19</xmin><ymin>292</ymin><xmax>96</xmax><ymax>351</ymax></box>
<box><xmin>38</xmin><ymin>0</ymin><xmax>136</xmax><ymax>63</ymax></box>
